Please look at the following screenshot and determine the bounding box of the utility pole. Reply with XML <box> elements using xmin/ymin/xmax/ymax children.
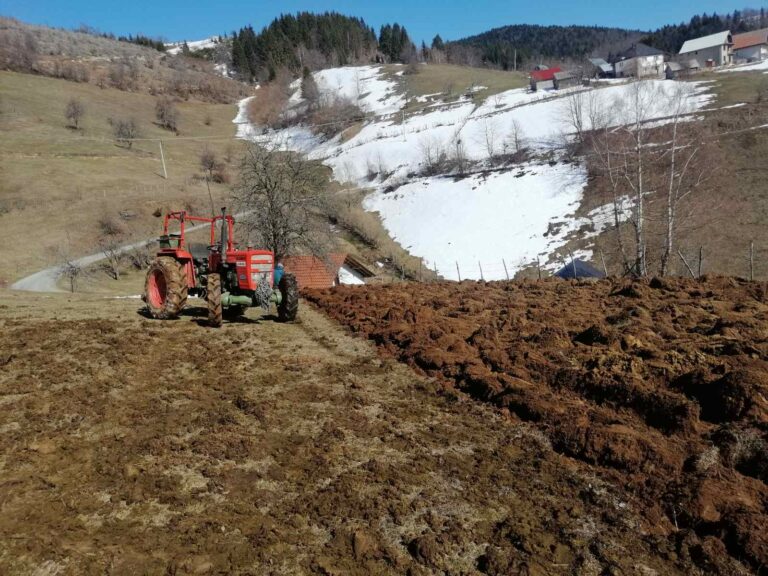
<box><xmin>158</xmin><ymin>140</ymin><xmax>168</xmax><ymax>179</ymax></box>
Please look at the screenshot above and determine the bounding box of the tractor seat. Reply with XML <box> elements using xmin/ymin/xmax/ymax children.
<box><xmin>187</xmin><ymin>243</ymin><xmax>210</xmax><ymax>262</ymax></box>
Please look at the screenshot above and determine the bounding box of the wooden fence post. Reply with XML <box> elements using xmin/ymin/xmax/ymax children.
<box><xmin>698</xmin><ymin>246</ymin><xmax>703</xmax><ymax>278</ymax></box>
<box><xmin>536</xmin><ymin>257</ymin><xmax>542</xmax><ymax>280</ymax></box>
<box><xmin>749</xmin><ymin>241</ymin><xmax>754</xmax><ymax>281</ymax></box>
<box><xmin>502</xmin><ymin>258</ymin><xmax>509</xmax><ymax>281</ymax></box>
<box><xmin>677</xmin><ymin>249</ymin><xmax>696</xmax><ymax>279</ymax></box>
<box><xmin>599</xmin><ymin>249</ymin><xmax>608</xmax><ymax>278</ymax></box>
<box><xmin>478</xmin><ymin>261</ymin><xmax>484</xmax><ymax>281</ymax></box>
<box><xmin>455</xmin><ymin>261</ymin><xmax>461</xmax><ymax>282</ymax></box>
<box><xmin>569</xmin><ymin>250</ymin><xmax>577</xmax><ymax>279</ymax></box>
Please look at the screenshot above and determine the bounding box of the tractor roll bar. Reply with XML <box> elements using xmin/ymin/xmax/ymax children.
<box><xmin>162</xmin><ymin>211</ymin><xmax>235</xmax><ymax>251</ymax></box>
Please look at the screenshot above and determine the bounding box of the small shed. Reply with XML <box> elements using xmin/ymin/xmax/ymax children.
<box><xmin>283</xmin><ymin>253</ymin><xmax>377</xmax><ymax>291</ymax></box>
<box><xmin>686</xmin><ymin>58</ymin><xmax>701</xmax><ymax>72</ymax></box>
<box><xmin>665</xmin><ymin>61</ymin><xmax>683</xmax><ymax>79</ymax></box>
<box><xmin>553</xmin><ymin>70</ymin><xmax>579</xmax><ymax>90</ymax></box>
<box><xmin>588</xmin><ymin>57</ymin><xmax>614</xmax><ymax>78</ymax></box>
<box><xmin>529</xmin><ymin>66</ymin><xmax>561</xmax><ymax>91</ymax></box>
<box><xmin>555</xmin><ymin>259</ymin><xmax>605</xmax><ymax>280</ymax></box>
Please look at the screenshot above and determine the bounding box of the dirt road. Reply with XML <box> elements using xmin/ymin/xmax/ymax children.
<box><xmin>0</xmin><ymin>291</ymin><xmax>709</xmax><ymax>575</ymax></box>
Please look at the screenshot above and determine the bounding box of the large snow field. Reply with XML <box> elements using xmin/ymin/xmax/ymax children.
<box><xmin>362</xmin><ymin>163</ymin><xmax>602</xmax><ymax>280</ymax></box>
<box><xmin>236</xmin><ymin>65</ymin><xmax>715</xmax><ymax>280</ymax></box>
<box><xmin>248</xmin><ymin>67</ymin><xmax>713</xmax><ymax>187</ymax></box>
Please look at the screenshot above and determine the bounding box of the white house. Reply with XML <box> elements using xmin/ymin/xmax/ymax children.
<box><xmin>612</xmin><ymin>43</ymin><xmax>665</xmax><ymax>78</ymax></box>
<box><xmin>733</xmin><ymin>28</ymin><xmax>768</xmax><ymax>62</ymax></box>
<box><xmin>679</xmin><ymin>31</ymin><xmax>733</xmax><ymax>67</ymax></box>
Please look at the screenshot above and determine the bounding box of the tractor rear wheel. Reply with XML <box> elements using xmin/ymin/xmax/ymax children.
<box><xmin>144</xmin><ymin>257</ymin><xmax>188</xmax><ymax>319</ymax></box>
<box><xmin>207</xmin><ymin>273</ymin><xmax>223</xmax><ymax>328</ymax></box>
<box><xmin>277</xmin><ymin>273</ymin><xmax>299</xmax><ymax>322</ymax></box>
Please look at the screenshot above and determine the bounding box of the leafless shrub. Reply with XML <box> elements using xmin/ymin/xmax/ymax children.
<box><xmin>403</xmin><ymin>61</ymin><xmax>422</xmax><ymax>75</ymax></box>
<box><xmin>53</xmin><ymin>60</ymin><xmax>90</xmax><ymax>83</ymax></box>
<box><xmin>108</xmin><ymin>117</ymin><xmax>139</xmax><ymax>148</ymax></box>
<box><xmin>64</xmin><ymin>98</ymin><xmax>85</xmax><ymax>129</ymax></box>
<box><xmin>97</xmin><ymin>213</ymin><xmax>126</xmax><ymax>236</ymax></box>
<box><xmin>449</xmin><ymin>138</ymin><xmax>469</xmax><ymax>175</ymax></box>
<box><xmin>126</xmin><ymin>244</ymin><xmax>152</xmax><ymax>270</ymax></box>
<box><xmin>308</xmin><ymin>95</ymin><xmax>364</xmax><ymax>138</ymax></box>
<box><xmin>419</xmin><ymin>137</ymin><xmax>449</xmax><ymax>176</ymax></box>
<box><xmin>155</xmin><ymin>96</ymin><xmax>179</xmax><ymax>132</ymax></box>
<box><xmin>203</xmin><ymin>113</ymin><xmax>212</xmax><ymax>126</ymax></box>
<box><xmin>301</xmin><ymin>71</ymin><xmax>320</xmax><ymax>109</ymax></box>
<box><xmin>100</xmin><ymin>237</ymin><xmax>125</xmax><ymax>280</ymax></box>
<box><xmin>108</xmin><ymin>59</ymin><xmax>139</xmax><ymax>90</ymax></box>
<box><xmin>0</xmin><ymin>26</ymin><xmax>38</xmax><ymax>72</ymax></box>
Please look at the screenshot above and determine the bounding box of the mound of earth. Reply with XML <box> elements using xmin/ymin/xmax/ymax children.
<box><xmin>306</xmin><ymin>276</ymin><xmax>768</xmax><ymax>574</ymax></box>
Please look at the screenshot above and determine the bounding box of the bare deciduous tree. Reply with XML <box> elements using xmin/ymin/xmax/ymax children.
<box><xmin>480</xmin><ymin>119</ymin><xmax>499</xmax><ymax>164</ymax></box>
<box><xmin>504</xmin><ymin>119</ymin><xmax>527</xmax><ymax>156</ymax></box>
<box><xmin>155</xmin><ymin>96</ymin><xmax>179</xmax><ymax>133</ymax></box>
<box><xmin>109</xmin><ymin>117</ymin><xmax>139</xmax><ymax>148</ymax></box>
<box><xmin>233</xmin><ymin>144</ymin><xmax>332</xmax><ymax>261</ymax></box>
<box><xmin>64</xmin><ymin>98</ymin><xmax>85</xmax><ymax>129</ymax></box>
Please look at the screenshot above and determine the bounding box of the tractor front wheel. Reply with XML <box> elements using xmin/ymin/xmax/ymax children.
<box><xmin>277</xmin><ymin>273</ymin><xmax>299</xmax><ymax>322</ymax></box>
<box><xmin>207</xmin><ymin>273</ymin><xmax>223</xmax><ymax>328</ymax></box>
<box><xmin>144</xmin><ymin>257</ymin><xmax>188</xmax><ymax>319</ymax></box>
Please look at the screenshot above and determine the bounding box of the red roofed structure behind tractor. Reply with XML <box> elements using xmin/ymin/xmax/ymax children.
<box><xmin>282</xmin><ymin>253</ymin><xmax>378</xmax><ymax>291</ymax></box>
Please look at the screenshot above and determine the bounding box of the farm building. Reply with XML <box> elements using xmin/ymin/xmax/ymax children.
<box><xmin>529</xmin><ymin>66</ymin><xmax>561</xmax><ymax>91</ymax></box>
<box><xmin>665</xmin><ymin>61</ymin><xmax>683</xmax><ymax>79</ymax></box>
<box><xmin>282</xmin><ymin>253</ymin><xmax>377</xmax><ymax>290</ymax></box>
<box><xmin>587</xmin><ymin>57</ymin><xmax>614</xmax><ymax>78</ymax></box>
<box><xmin>732</xmin><ymin>28</ymin><xmax>768</xmax><ymax>62</ymax></box>
<box><xmin>553</xmin><ymin>70</ymin><xmax>580</xmax><ymax>89</ymax></box>
<box><xmin>679</xmin><ymin>31</ymin><xmax>733</xmax><ymax>67</ymax></box>
<box><xmin>612</xmin><ymin>43</ymin><xmax>665</xmax><ymax>78</ymax></box>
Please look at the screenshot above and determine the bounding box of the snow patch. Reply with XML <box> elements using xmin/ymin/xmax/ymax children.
<box><xmin>363</xmin><ymin>163</ymin><xmax>591</xmax><ymax>281</ymax></box>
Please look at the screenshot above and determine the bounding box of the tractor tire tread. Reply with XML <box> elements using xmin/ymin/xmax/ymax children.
<box><xmin>277</xmin><ymin>273</ymin><xmax>299</xmax><ymax>322</ymax></box>
<box><xmin>144</xmin><ymin>256</ymin><xmax>188</xmax><ymax>319</ymax></box>
<box><xmin>207</xmin><ymin>273</ymin><xmax>223</xmax><ymax>328</ymax></box>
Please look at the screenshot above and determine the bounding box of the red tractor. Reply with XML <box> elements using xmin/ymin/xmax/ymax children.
<box><xmin>143</xmin><ymin>209</ymin><xmax>298</xmax><ymax>327</ymax></box>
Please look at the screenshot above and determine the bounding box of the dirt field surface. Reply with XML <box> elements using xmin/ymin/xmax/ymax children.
<box><xmin>0</xmin><ymin>289</ymin><xmax>745</xmax><ymax>576</ymax></box>
<box><xmin>306</xmin><ymin>277</ymin><xmax>768</xmax><ymax>575</ymax></box>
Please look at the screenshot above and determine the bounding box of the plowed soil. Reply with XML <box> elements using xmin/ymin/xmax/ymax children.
<box><xmin>306</xmin><ymin>277</ymin><xmax>768</xmax><ymax>574</ymax></box>
<box><xmin>0</xmin><ymin>292</ymin><xmax>732</xmax><ymax>576</ymax></box>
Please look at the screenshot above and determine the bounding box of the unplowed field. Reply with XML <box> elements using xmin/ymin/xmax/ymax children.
<box><xmin>306</xmin><ymin>277</ymin><xmax>768</xmax><ymax>574</ymax></box>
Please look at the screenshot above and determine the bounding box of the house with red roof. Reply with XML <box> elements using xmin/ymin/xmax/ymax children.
<box><xmin>733</xmin><ymin>28</ymin><xmax>768</xmax><ymax>62</ymax></box>
<box><xmin>529</xmin><ymin>66</ymin><xmax>562</xmax><ymax>91</ymax></box>
<box><xmin>282</xmin><ymin>253</ymin><xmax>378</xmax><ymax>291</ymax></box>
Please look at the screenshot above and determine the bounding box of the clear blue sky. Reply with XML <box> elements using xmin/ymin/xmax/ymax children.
<box><xmin>2</xmin><ymin>0</ymin><xmax>760</xmax><ymax>43</ymax></box>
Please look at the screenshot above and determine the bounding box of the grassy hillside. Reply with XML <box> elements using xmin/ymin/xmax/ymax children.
<box><xmin>0</xmin><ymin>71</ymin><xmax>250</xmax><ymax>285</ymax></box>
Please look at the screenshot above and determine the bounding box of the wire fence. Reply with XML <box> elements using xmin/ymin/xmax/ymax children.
<box><xmin>387</xmin><ymin>242</ymin><xmax>766</xmax><ymax>284</ymax></box>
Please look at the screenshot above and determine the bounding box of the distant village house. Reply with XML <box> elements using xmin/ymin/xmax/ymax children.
<box><xmin>678</xmin><ymin>31</ymin><xmax>733</xmax><ymax>67</ymax></box>
<box><xmin>587</xmin><ymin>57</ymin><xmax>614</xmax><ymax>78</ymax></box>
<box><xmin>529</xmin><ymin>66</ymin><xmax>561</xmax><ymax>91</ymax></box>
<box><xmin>732</xmin><ymin>28</ymin><xmax>768</xmax><ymax>62</ymax></box>
<box><xmin>611</xmin><ymin>43</ymin><xmax>665</xmax><ymax>78</ymax></box>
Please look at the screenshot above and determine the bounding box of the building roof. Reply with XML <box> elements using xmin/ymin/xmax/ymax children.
<box><xmin>619</xmin><ymin>42</ymin><xmax>664</xmax><ymax>59</ymax></box>
<box><xmin>666</xmin><ymin>61</ymin><xmax>683</xmax><ymax>71</ymax></box>
<box><xmin>282</xmin><ymin>253</ymin><xmax>375</xmax><ymax>290</ymax></box>
<box><xmin>588</xmin><ymin>57</ymin><xmax>609</xmax><ymax>66</ymax></box>
<box><xmin>733</xmin><ymin>28</ymin><xmax>768</xmax><ymax>51</ymax></box>
<box><xmin>530</xmin><ymin>66</ymin><xmax>561</xmax><ymax>81</ymax></box>
<box><xmin>687</xmin><ymin>58</ymin><xmax>701</xmax><ymax>69</ymax></box>
<box><xmin>679</xmin><ymin>31</ymin><xmax>732</xmax><ymax>54</ymax></box>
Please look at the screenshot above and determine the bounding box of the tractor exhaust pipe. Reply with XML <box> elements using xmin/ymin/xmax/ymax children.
<box><xmin>220</xmin><ymin>206</ymin><xmax>228</xmax><ymax>255</ymax></box>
